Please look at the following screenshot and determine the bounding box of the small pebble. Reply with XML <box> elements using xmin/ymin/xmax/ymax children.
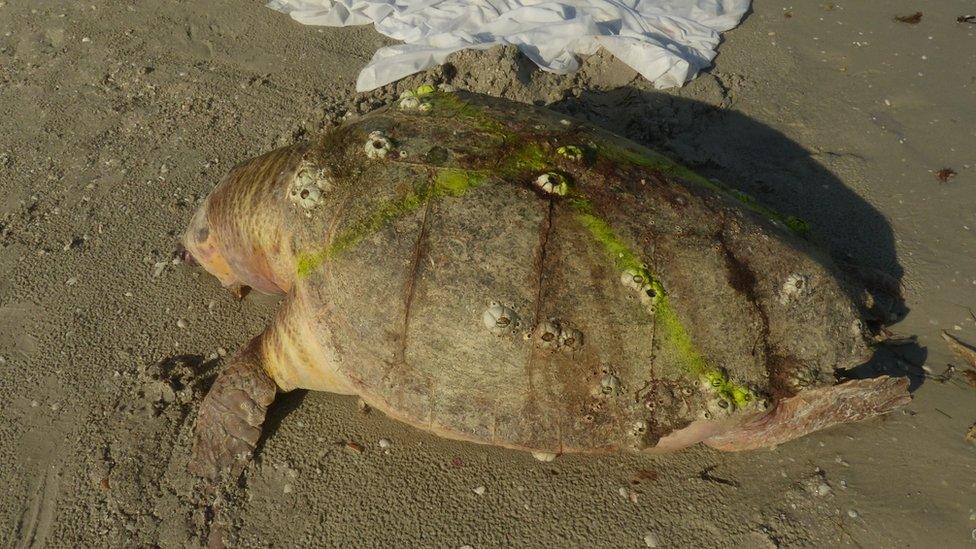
<box><xmin>378</xmin><ymin>438</ymin><xmax>392</xmax><ymax>449</ymax></box>
<box><xmin>283</xmin><ymin>483</ymin><xmax>293</xmax><ymax>494</ymax></box>
<box><xmin>343</xmin><ymin>441</ymin><xmax>364</xmax><ymax>454</ymax></box>
<box><xmin>847</xmin><ymin>509</ymin><xmax>859</xmax><ymax>519</ymax></box>
<box><xmin>472</xmin><ymin>485</ymin><xmax>486</xmax><ymax>496</ymax></box>
<box><xmin>81</xmin><ymin>37</ymin><xmax>90</xmax><ymax>43</ymax></box>
<box><xmin>643</xmin><ymin>532</ymin><xmax>661</xmax><ymax>547</ymax></box>
<box><xmin>66</xmin><ymin>277</ymin><xmax>78</xmax><ymax>286</ymax></box>
<box><xmin>815</xmin><ymin>483</ymin><xmax>832</xmax><ymax>496</ymax></box>
<box><xmin>176</xmin><ymin>318</ymin><xmax>188</xmax><ymax>329</ymax></box>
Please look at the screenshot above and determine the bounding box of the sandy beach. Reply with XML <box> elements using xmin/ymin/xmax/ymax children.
<box><xmin>1</xmin><ymin>0</ymin><xmax>975</xmax><ymax>546</ymax></box>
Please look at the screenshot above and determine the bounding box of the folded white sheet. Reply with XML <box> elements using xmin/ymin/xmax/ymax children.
<box><xmin>266</xmin><ymin>0</ymin><xmax>750</xmax><ymax>92</ymax></box>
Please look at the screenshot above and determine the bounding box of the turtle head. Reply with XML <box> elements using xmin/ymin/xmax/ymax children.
<box><xmin>182</xmin><ymin>147</ymin><xmax>304</xmax><ymax>294</ymax></box>
<box><xmin>182</xmin><ymin>204</ymin><xmax>239</xmax><ymax>288</ymax></box>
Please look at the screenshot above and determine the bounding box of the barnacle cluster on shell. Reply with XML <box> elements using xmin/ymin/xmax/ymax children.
<box><xmin>398</xmin><ymin>84</ymin><xmax>440</xmax><ymax>112</ymax></box>
<box><xmin>364</xmin><ymin>130</ymin><xmax>393</xmax><ymax>159</ymax></box>
<box><xmin>697</xmin><ymin>373</ymin><xmax>766</xmax><ymax>421</ymax></box>
<box><xmin>643</xmin><ymin>385</ymin><xmax>676</xmax><ymax>412</ymax></box>
<box><xmin>529</xmin><ymin>318</ymin><xmax>583</xmax><ymax>351</ymax></box>
<box><xmin>288</xmin><ymin>163</ymin><xmax>333</xmax><ymax>211</ymax></box>
<box><xmin>482</xmin><ymin>302</ymin><xmax>522</xmax><ymax>336</ymax></box>
<box><xmin>620</xmin><ymin>268</ymin><xmax>660</xmax><ymax>311</ymax></box>
<box><xmin>398</xmin><ymin>95</ymin><xmax>431</xmax><ymax>112</ymax></box>
<box><xmin>534</xmin><ymin>172</ymin><xmax>569</xmax><ymax>196</ymax></box>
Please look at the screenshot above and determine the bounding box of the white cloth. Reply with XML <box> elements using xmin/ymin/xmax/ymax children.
<box><xmin>266</xmin><ymin>0</ymin><xmax>750</xmax><ymax>92</ymax></box>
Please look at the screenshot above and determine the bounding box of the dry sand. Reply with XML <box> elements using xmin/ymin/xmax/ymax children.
<box><xmin>2</xmin><ymin>0</ymin><xmax>975</xmax><ymax>546</ymax></box>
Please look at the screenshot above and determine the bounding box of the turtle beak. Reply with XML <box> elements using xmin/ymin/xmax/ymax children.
<box><xmin>175</xmin><ymin>244</ymin><xmax>199</xmax><ymax>267</ymax></box>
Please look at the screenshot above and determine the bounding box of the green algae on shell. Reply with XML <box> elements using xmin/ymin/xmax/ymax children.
<box><xmin>296</xmin><ymin>167</ymin><xmax>489</xmax><ymax>276</ymax></box>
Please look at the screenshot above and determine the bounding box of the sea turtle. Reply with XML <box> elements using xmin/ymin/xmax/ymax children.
<box><xmin>183</xmin><ymin>87</ymin><xmax>911</xmax><ymax>479</ymax></box>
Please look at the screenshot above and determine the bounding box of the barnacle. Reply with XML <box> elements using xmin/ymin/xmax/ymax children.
<box><xmin>364</xmin><ymin>131</ymin><xmax>393</xmax><ymax>159</ymax></box>
<box><xmin>398</xmin><ymin>84</ymin><xmax>437</xmax><ymax>111</ymax></box>
<box><xmin>556</xmin><ymin>145</ymin><xmax>583</xmax><ymax>161</ymax></box>
<box><xmin>559</xmin><ymin>327</ymin><xmax>583</xmax><ymax>351</ymax></box>
<box><xmin>534</xmin><ymin>172</ymin><xmax>569</xmax><ymax>196</ymax></box>
<box><xmin>600</xmin><ymin>374</ymin><xmax>621</xmax><ymax>396</ymax></box>
<box><xmin>482</xmin><ymin>302</ymin><xmax>522</xmax><ymax>336</ymax></box>
<box><xmin>778</xmin><ymin>273</ymin><xmax>810</xmax><ymax>305</ymax></box>
<box><xmin>398</xmin><ymin>95</ymin><xmax>422</xmax><ymax>110</ymax></box>
<box><xmin>533</xmin><ymin>319</ymin><xmax>562</xmax><ymax>349</ymax></box>
<box><xmin>620</xmin><ymin>268</ymin><xmax>660</xmax><ymax>310</ymax></box>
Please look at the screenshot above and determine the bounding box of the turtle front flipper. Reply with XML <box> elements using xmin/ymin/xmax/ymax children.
<box><xmin>189</xmin><ymin>294</ymin><xmax>352</xmax><ymax>478</ymax></box>
<box><xmin>702</xmin><ymin>376</ymin><xmax>911</xmax><ymax>451</ymax></box>
<box><xmin>189</xmin><ymin>337</ymin><xmax>277</xmax><ymax>479</ymax></box>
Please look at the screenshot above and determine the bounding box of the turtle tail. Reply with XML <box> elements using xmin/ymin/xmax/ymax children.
<box><xmin>702</xmin><ymin>376</ymin><xmax>911</xmax><ymax>451</ymax></box>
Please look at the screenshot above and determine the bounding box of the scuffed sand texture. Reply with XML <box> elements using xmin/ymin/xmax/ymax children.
<box><xmin>1</xmin><ymin>0</ymin><xmax>975</xmax><ymax>546</ymax></box>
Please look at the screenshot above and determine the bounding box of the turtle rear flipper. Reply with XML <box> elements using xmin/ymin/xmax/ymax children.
<box><xmin>703</xmin><ymin>376</ymin><xmax>911</xmax><ymax>451</ymax></box>
<box><xmin>189</xmin><ymin>338</ymin><xmax>277</xmax><ymax>480</ymax></box>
